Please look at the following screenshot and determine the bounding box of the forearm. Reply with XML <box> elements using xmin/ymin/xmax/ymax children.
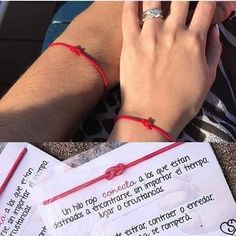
<box><xmin>0</xmin><ymin>2</ymin><xmax>123</xmax><ymax>141</ymax></box>
<box><xmin>0</xmin><ymin>46</ymin><xmax>104</xmax><ymax>141</ymax></box>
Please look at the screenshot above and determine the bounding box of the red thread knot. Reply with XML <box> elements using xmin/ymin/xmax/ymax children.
<box><xmin>70</xmin><ymin>47</ymin><xmax>82</xmax><ymax>55</ymax></box>
<box><xmin>105</xmin><ymin>163</ymin><xmax>126</xmax><ymax>180</ymax></box>
<box><xmin>142</xmin><ymin>119</ymin><xmax>153</xmax><ymax>130</ymax></box>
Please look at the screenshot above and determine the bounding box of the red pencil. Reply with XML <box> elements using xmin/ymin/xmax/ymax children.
<box><xmin>0</xmin><ymin>147</ymin><xmax>28</xmax><ymax>194</ymax></box>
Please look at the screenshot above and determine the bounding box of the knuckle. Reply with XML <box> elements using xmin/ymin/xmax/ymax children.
<box><xmin>141</xmin><ymin>34</ymin><xmax>157</xmax><ymax>50</ymax></box>
<box><xmin>186</xmin><ymin>31</ymin><xmax>204</xmax><ymax>51</ymax></box>
<box><xmin>161</xmin><ymin>30</ymin><xmax>177</xmax><ymax>48</ymax></box>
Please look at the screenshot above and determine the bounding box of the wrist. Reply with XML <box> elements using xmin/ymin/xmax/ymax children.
<box><xmin>56</xmin><ymin>21</ymin><xmax>120</xmax><ymax>90</ymax></box>
<box><xmin>26</xmin><ymin>44</ymin><xmax>105</xmax><ymax>99</ymax></box>
<box><xmin>110</xmin><ymin>118</ymin><xmax>169</xmax><ymax>142</ymax></box>
<box><xmin>117</xmin><ymin>106</ymin><xmax>188</xmax><ymax>140</ymax></box>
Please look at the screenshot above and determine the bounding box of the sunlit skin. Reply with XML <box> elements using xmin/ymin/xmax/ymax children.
<box><xmin>110</xmin><ymin>1</ymin><xmax>222</xmax><ymax>141</ymax></box>
<box><xmin>0</xmin><ymin>1</ymin><xmax>235</xmax><ymax>141</ymax></box>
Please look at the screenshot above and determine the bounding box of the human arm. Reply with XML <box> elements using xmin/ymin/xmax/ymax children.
<box><xmin>0</xmin><ymin>1</ymin><xmax>234</xmax><ymax>141</ymax></box>
<box><xmin>0</xmin><ymin>2</ymin><xmax>123</xmax><ymax>141</ymax></box>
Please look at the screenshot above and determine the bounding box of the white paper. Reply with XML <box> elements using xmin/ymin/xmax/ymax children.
<box><xmin>0</xmin><ymin>143</ymin><xmax>61</xmax><ymax>236</ymax></box>
<box><xmin>33</xmin><ymin>143</ymin><xmax>236</xmax><ymax>236</ymax></box>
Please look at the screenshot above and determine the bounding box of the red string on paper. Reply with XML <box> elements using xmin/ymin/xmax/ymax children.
<box><xmin>49</xmin><ymin>42</ymin><xmax>109</xmax><ymax>92</ymax></box>
<box><xmin>0</xmin><ymin>147</ymin><xmax>28</xmax><ymax>194</ymax></box>
<box><xmin>115</xmin><ymin>115</ymin><xmax>174</xmax><ymax>142</ymax></box>
<box><xmin>43</xmin><ymin>142</ymin><xmax>183</xmax><ymax>205</ymax></box>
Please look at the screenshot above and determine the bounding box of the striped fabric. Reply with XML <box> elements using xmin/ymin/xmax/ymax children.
<box><xmin>179</xmin><ymin>14</ymin><xmax>236</xmax><ymax>142</ymax></box>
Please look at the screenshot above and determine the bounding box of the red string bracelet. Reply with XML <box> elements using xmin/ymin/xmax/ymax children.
<box><xmin>0</xmin><ymin>147</ymin><xmax>28</xmax><ymax>194</ymax></box>
<box><xmin>114</xmin><ymin>115</ymin><xmax>174</xmax><ymax>142</ymax></box>
<box><xmin>42</xmin><ymin>142</ymin><xmax>183</xmax><ymax>205</ymax></box>
<box><xmin>49</xmin><ymin>42</ymin><xmax>109</xmax><ymax>92</ymax></box>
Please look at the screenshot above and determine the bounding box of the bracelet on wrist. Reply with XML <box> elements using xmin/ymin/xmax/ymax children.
<box><xmin>49</xmin><ymin>42</ymin><xmax>109</xmax><ymax>92</ymax></box>
<box><xmin>114</xmin><ymin>115</ymin><xmax>174</xmax><ymax>142</ymax></box>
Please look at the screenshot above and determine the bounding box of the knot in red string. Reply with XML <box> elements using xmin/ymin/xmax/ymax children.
<box><xmin>49</xmin><ymin>42</ymin><xmax>109</xmax><ymax>92</ymax></box>
<box><xmin>70</xmin><ymin>47</ymin><xmax>82</xmax><ymax>55</ymax></box>
<box><xmin>142</xmin><ymin>119</ymin><xmax>153</xmax><ymax>130</ymax></box>
<box><xmin>105</xmin><ymin>163</ymin><xmax>126</xmax><ymax>180</ymax></box>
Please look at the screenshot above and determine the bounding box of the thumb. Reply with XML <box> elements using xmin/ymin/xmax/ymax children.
<box><xmin>206</xmin><ymin>25</ymin><xmax>222</xmax><ymax>77</ymax></box>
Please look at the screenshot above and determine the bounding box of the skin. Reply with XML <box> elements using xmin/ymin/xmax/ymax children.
<box><xmin>0</xmin><ymin>1</ymin><xmax>235</xmax><ymax>141</ymax></box>
<box><xmin>109</xmin><ymin>1</ymin><xmax>222</xmax><ymax>141</ymax></box>
<box><xmin>0</xmin><ymin>2</ymin><xmax>123</xmax><ymax>141</ymax></box>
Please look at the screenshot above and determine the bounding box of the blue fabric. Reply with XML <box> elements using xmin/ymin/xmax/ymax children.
<box><xmin>42</xmin><ymin>1</ymin><xmax>92</xmax><ymax>51</ymax></box>
<box><xmin>52</xmin><ymin>1</ymin><xmax>92</xmax><ymax>23</ymax></box>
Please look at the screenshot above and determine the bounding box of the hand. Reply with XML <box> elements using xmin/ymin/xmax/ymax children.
<box><xmin>117</xmin><ymin>1</ymin><xmax>222</xmax><ymax>140</ymax></box>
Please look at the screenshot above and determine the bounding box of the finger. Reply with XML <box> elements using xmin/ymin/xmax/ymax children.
<box><xmin>206</xmin><ymin>25</ymin><xmax>222</xmax><ymax>81</ymax></box>
<box><xmin>212</xmin><ymin>2</ymin><xmax>235</xmax><ymax>25</ymax></box>
<box><xmin>190</xmin><ymin>2</ymin><xmax>216</xmax><ymax>37</ymax></box>
<box><xmin>122</xmin><ymin>1</ymin><xmax>141</xmax><ymax>42</ymax></box>
<box><xmin>187</xmin><ymin>2</ymin><xmax>235</xmax><ymax>26</ymax></box>
<box><xmin>142</xmin><ymin>1</ymin><xmax>163</xmax><ymax>35</ymax></box>
<box><xmin>168</xmin><ymin>1</ymin><xmax>190</xmax><ymax>27</ymax></box>
<box><xmin>143</xmin><ymin>1</ymin><xmax>162</xmax><ymax>13</ymax></box>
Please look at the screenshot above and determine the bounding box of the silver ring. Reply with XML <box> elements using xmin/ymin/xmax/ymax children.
<box><xmin>142</xmin><ymin>8</ymin><xmax>164</xmax><ymax>22</ymax></box>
